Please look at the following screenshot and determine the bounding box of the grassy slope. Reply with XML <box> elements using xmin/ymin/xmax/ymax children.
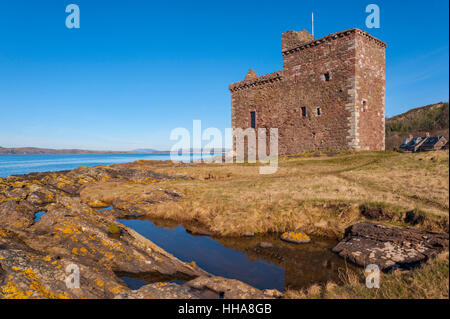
<box><xmin>83</xmin><ymin>150</ymin><xmax>449</xmax><ymax>237</ymax></box>
<box><xmin>386</xmin><ymin>102</ymin><xmax>449</xmax><ymax>151</ymax></box>
<box><xmin>285</xmin><ymin>252</ymin><xmax>449</xmax><ymax>299</ymax></box>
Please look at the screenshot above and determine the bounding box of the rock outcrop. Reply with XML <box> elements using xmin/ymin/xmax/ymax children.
<box><xmin>114</xmin><ymin>276</ymin><xmax>280</xmax><ymax>299</ymax></box>
<box><xmin>0</xmin><ymin>164</ymin><xmax>275</xmax><ymax>299</ymax></box>
<box><xmin>332</xmin><ymin>222</ymin><xmax>449</xmax><ymax>271</ymax></box>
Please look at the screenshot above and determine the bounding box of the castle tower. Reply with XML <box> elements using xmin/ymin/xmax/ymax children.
<box><xmin>229</xmin><ymin>28</ymin><xmax>386</xmax><ymax>154</ymax></box>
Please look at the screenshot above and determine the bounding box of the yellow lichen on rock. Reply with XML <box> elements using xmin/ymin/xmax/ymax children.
<box><xmin>281</xmin><ymin>231</ymin><xmax>311</xmax><ymax>244</ymax></box>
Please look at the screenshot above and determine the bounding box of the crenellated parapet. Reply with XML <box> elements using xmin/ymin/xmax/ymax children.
<box><xmin>282</xmin><ymin>28</ymin><xmax>386</xmax><ymax>56</ymax></box>
<box><xmin>229</xmin><ymin>71</ymin><xmax>284</xmax><ymax>92</ymax></box>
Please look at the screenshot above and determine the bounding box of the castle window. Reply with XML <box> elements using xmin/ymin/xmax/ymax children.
<box><xmin>301</xmin><ymin>107</ymin><xmax>307</xmax><ymax>118</ymax></box>
<box><xmin>324</xmin><ymin>72</ymin><xmax>330</xmax><ymax>82</ymax></box>
<box><xmin>317</xmin><ymin>107</ymin><xmax>322</xmax><ymax>116</ymax></box>
<box><xmin>362</xmin><ymin>100</ymin><xmax>368</xmax><ymax>112</ymax></box>
<box><xmin>250</xmin><ymin>111</ymin><xmax>256</xmax><ymax>128</ymax></box>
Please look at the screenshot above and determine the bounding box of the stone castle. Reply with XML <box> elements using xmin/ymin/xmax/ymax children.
<box><xmin>229</xmin><ymin>28</ymin><xmax>386</xmax><ymax>155</ymax></box>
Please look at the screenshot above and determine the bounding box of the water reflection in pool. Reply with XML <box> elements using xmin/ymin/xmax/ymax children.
<box><xmin>118</xmin><ymin>218</ymin><xmax>355</xmax><ymax>291</ymax></box>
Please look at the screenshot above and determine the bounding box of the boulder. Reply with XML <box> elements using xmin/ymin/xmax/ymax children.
<box><xmin>185</xmin><ymin>276</ymin><xmax>279</xmax><ymax>299</ymax></box>
<box><xmin>332</xmin><ymin>222</ymin><xmax>449</xmax><ymax>271</ymax></box>
<box><xmin>114</xmin><ymin>275</ymin><xmax>281</xmax><ymax>299</ymax></box>
<box><xmin>280</xmin><ymin>231</ymin><xmax>311</xmax><ymax>244</ymax></box>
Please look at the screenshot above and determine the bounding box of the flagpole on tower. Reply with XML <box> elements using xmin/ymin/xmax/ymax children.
<box><xmin>312</xmin><ymin>12</ymin><xmax>314</xmax><ymax>39</ymax></box>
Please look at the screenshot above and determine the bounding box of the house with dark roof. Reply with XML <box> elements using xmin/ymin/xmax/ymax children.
<box><xmin>399</xmin><ymin>134</ymin><xmax>448</xmax><ymax>153</ymax></box>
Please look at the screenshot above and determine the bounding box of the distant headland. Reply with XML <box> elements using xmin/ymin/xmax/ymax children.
<box><xmin>0</xmin><ymin>147</ymin><xmax>229</xmax><ymax>155</ymax></box>
<box><xmin>0</xmin><ymin>147</ymin><xmax>133</xmax><ymax>155</ymax></box>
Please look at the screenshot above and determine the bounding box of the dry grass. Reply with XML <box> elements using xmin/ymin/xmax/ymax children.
<box><xmin>285</xmin><ymin>252</ymin><xmax>449</xmax><ymax>299</ymax></box>
<box><xmin>80</xmin><ymin>150</ymin><xmax>449</xmax><ymax>237</ymax></box>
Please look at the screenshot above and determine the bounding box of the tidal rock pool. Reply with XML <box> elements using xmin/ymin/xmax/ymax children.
<box><xmin>118</xmin><ymin>218</ymin><xmax>356</xmax><ymax>291</ymax></box>
<box><xmin>34</xmin><ymin>211</ymin><xmax>46</xmax><ymax>222</ymax></box>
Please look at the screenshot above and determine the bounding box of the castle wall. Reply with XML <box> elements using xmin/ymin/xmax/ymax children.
<box><xmin>230</xmin><ymin>29</ymin><xmax>386</xmax><ymax>155</ymax></box>
<box><xmin>354</xmin><ymin>33</ymin><xmax>386</xmax><ymax>151</ymax></box>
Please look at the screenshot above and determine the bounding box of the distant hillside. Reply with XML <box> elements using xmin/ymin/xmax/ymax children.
<box><xmin>0</xmin><ymin>147</ymin><xmax>131</xmax><ymax>155</ymax></box>
<box><xmin>132</xmin><ymin>148</ymin><xmax>230</xmax><ymax>154</ymax></box>
<box><xmin>385</xmin><ymin>102</ymin><xmax>449</xmax><ymax>150</ymax></box>
<box><xmin>132</xmin><ymin>149</ymin><xmax>169</xmax><ymax>154</ymax></box>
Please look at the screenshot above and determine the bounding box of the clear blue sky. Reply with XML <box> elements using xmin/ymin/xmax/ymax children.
<box><xmin>0</xmin><ymin>0</ymin><xmax>448</xmax><ymax>150</ymax></box>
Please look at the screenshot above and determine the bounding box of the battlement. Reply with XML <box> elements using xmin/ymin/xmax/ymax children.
<box><xmin>282</xmin><ymin>28</ymin><xmax>386</xmax><ymax>56</ymax></box>
<box><xmin>229</xmin><ymin>71</ymin><xmax>284</xmax><ymax>92</ymax></box>
<box><xmin>281</xmin><ymin>30</ymin><xmax>314</xmax><ymax>52</ymax></box>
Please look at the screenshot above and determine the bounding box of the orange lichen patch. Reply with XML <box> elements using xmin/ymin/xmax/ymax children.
<box><xmin>281</xmin><ymin>231</ymin><xmax>311</xmax><ymax>243</ymax></box>
<box><xmin>42</xmin><ymin>256</ymin><xmax>52</xmax><ymax>262</ymax></box>
<box><xmin>0</xmin><ymin>229</ymin><xmax>6</xmax><ymax>237</ymax></box>
<box><xmin>110</xmin><ymin>285</ymin><xmax>127</xmax><ymax>294</ymax></box>
<box><xmin>79</xmin><ymin>179</ymin><xmax>89</xmax><ymax>184</ymax></box>
<box><xmin>55</xmin><ymin>222</ymin><xmax>80</xmax><ymax>235</ymax></box>
<box><xmin>88</xmin><ymin>200</ymin><xmax>109</xmax><ymax>208</ymax></box>
<box><xmin>23</xmin><ymin>268</ymin><xmax>70</xmax><ymax>299</ymax></box>
<box><xmin>12</xmin><ymin>181</ymin><xmax>24</xmax><ymax>188</ymax></box>
<box><xmin>154</xmin><ymin>282</ymin><xmax>167</xmax><ymax>288</ymax></box>
<box><xmin>0</xmin><ymin>282</ymin><xmax>29</xmax><ymax>299</ymax></box>
<box><xmin>13</xmin><ymin>221</ymin><xmax>28</xmax><ymax>228</ymax></box>
<box><xmin>72</xmin><ymin>246</ymin><xmax>88</xmax><ymax>256</ymax></box>
<box><xmin>104</xmin><ymin>252</ymin><xmax>114</xmax><ymax>259</ymax></box>
<box><xmin>97</xmin><ymin>165</ymin><xmax>111</xmax><ymax>169</ymax></box>
<box><xmin>70</xmin><ymin>236</ymin><xmax>79</xmax><ymax>242</ymax></box>
<box><xmin>95</xmin><ymin>279</ymin><xmax>104</xmax><ymax>287</ymax></box>
<box><xmin>45</xmin><ymin>191</ymin><xmax>55</xmax><ymax>201</ymax></box>
<box><xmin>101</xmin><ymin>239</ymin><xmax>112</xmax><ymax>248</ymax></box>
<box><xmin>0</xmin><ymin>266</ymin><xmax>69</xmax><ymax>299</ymax></box>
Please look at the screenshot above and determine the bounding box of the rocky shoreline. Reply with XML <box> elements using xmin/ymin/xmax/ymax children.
<box><xmin>0</xmin><ymin>161</ymin><xmax>448</xmax><ymax>299</ymax></box>
<box><xmin>0</xmin><ymin>163</ymin><xmax>281</xmax><ymax>299</ymax></box>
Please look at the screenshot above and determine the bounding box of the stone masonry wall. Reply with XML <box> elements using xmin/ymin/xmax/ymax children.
<box><xmin>354</xmin><ymin>32</ymin><xmax>386</xmax><ymax>150</ymax></box>
<box><xmin>229</xmin><ymin>28</ymin><xmax>386</xmax><ymax>155</ymax></box>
